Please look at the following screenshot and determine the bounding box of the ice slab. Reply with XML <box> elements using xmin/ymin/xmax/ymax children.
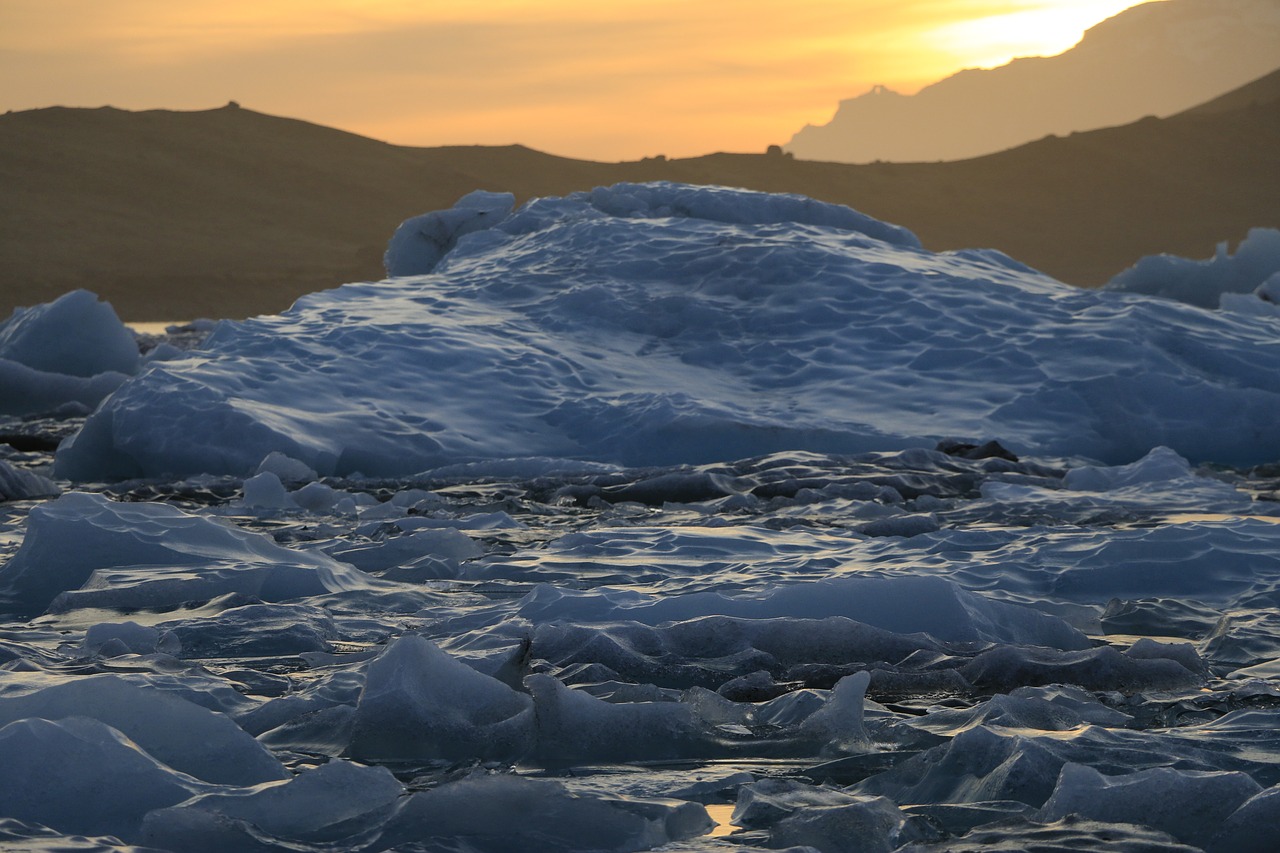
<box><xmin>0</xmin><ymin>675</ymin><xmax>288</xmax><ymax>785</ymax></box>
<box><xmin>1039</xmin><ymin>763</ymin><xmax>1262</xmax><ymax>849</ymax></box>
<box><xmin>0</xmin><ymin>716</ymin><xmax>210</xmax><ymax>842</ymax></box>
<box><xmin>0</xmin><ymin>491</ymin><xmax>381</xmax><ymax>618</ymax></box>
<box><xmin>373</xmin><ymin>772</ymin><xmax>712</xmax><ymax>852</ymax></box>
<box><xmin>141</xmin><ymin>760</ymin><xmax>403</xmax><ymax>849</ymax></box>
<box><xmin>0</xmin><ymin>459</ymin><xmax>58</xmax><ymax>501</ymax></box>
<box><xmin>514</xmin><ymin>574</ymin><xmax>1089</xmax><ymax>649</ymax></box>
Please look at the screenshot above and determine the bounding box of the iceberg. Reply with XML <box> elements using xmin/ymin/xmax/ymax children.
<box><xmin>1105</xmin><ymin>228</ymin><xmax>1280</xmax><ymax>310</ymax></box>
<box><xmin>53</xmin><ymin>183</ymin><xmax>1280</xmax><ymax>482</ymax></box>
<box><xmin>0</xmin><ymin>289</ymin><xmax>139</xmax><ymax>416</ymax></box>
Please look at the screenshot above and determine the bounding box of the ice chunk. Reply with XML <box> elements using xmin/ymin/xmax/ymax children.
<box><xmin>1204</xmin><ymin>611</ymin><xmax>1280</xmax><ymax>669</ymax></box>
<box><xmin>1106</xmin><ymin>228</ymin><xmax>1280</xmax><ymax>309</ymax></box>
<box><xmin>1040</xmin><ymin>763</ymin><xmax>1262</xmax><ymax>849</ymax></box>
<box><xmin>0</xmin><ymin>359</ymin><xmax>129</xmax><ymax>416</ymax></box>
<box><xmin>0</xmin><ymin>459</ymin><xmax>58</xmax><ymax>501</ymax></box>
<box><xmin>980</xmin><ymin>446</ymin><xmax>1253</xmax><ymax>515</ymax></box>
<box><xmin>374</xmin><ymin>772</ymin><xmax>711</xmax><ymax>852</ymax></box>
<box><xmin>1212</xmin><ymin>784</ymin><xmax>1280</xmax><ymax>853</ymax></box>
<box><xmin>0</xmin><ymin>289</ymin><xmax>138</xmax><ymax>378</ymax></box>
<box><xmin>532</xmin><ymin>615</ymin><xmax>940</xmax><ymax>690</ymax></box>
<box><xmin>732</xmin><ymin>778</ymin><xmax>865</xmax><ymax>829</ymax></box>
<box><xmin>858</xmin><ymin>512</ymin><xmax>941</xmax><ymax>538</ymax></box>
<box><xmin>384</xmin><ymin>189</ymin><xmax>515</xmax><ymax>276</ymax></box>
<box><xmin>960</xmin><ymin>644</ymin><xmax>1204</xmax><ymax>692</ymax></box>
<box><xmin>1041</xmin><ymin>520</ymin><xmax>1280</xmax><ymax>605</ymax></box>
<box><xmin>895</xmin><ymin>814</ymin><xmax>1201</xmax><ymax>852</ymax></box>
<box><xmin>141</xmin><ymin>760</ymin><xmax>403</xmax><ymax>849</ymax></box>
<box><xmin>907</xmin><ymin>686</ymin><xmax>1132</xmax><ymax>737</ymax></box>
<box><xmin>141</xmin><ymin>340</ymin><xmax>186</xmax><ymax>363</ymax></box>
<box><xmin>0</xmin><ymin>716</ymin><xmax>208</xmax><ymax>842</ymax></box>
<box><xmin>1007</xmin><ymin>684</ymin><xmax>1134</xmax><ymax>726</ymax></box>
<box><xmin>517</xmin><ymin>574</ymin><xmax>1089</xmax><ymax>649</ymax></box>
<box><xmin>0</xmin><ymin>819</ymin><xmax>167</xmax><ymax>852</ymax></box>
<box><xmin>856</xmin><ymin>726</ymin><xmax>1069</xmax><ymax>807</ymax></box>
<box><xmin>770</xmin><ymin>794</ymin><xmax>908</xmax><ymax>853</ymax></box>
<box><xmin>254</xmin><ymin>450</ymin><xmax>318</xmax><ymax>482</ymax></box>
<box><xmin>329</xmin><ymin>528</ymin><xmax>483</xmax><ymax>573</ymax></box>
<box><xmin>348</xmin><ymin>634</ymin><xmax>535</xmax><ymax>762</ymax></box>
<box><xmin>796</xmin><ymin>671</ymin><xmax>870</xmax><ymax>753</ymax></box>
<box><xmin>289</xmin><ymin>480</ymin><xmax>340</xmax><ymax>512</ymax></box>
<box><xmin>526</xmin><ymin>673</ymin><xmax>710</xmax><ymax>764</ymax></box>
<box><xmin>238</xmin><ymin>471</ymin><xmax>295</xmax><ymax>508</ymax></box>
<box><xmin>1125</xmin><ymin>637</ymin><xmax>1207</xmax><ymax>678</ymax></box>
<box><xmin>157</xmin><ymin>602</ymin><xmax>337</xmax><ymax>658</ymax></box>
<box><xmin>568</xmin><ymin>182</ymin><xmax>921</xmax><ymax>248</ymax></box>
<box><xmin>0</xmin><ymin>491</ymin><xmax>375</xmax><ymax>618</ymax></box>
<box><xmin>1064</xmin><ymin>446</ymin><xmax>1202</xmax><ymax>491</ymax></box>
<box><xmin>0</xmin><ymin>675</ymin><xmax>288</xmax><ymax>785</ymax></box>
<box><xmin>81</xmin><ymin>620</ymin><xmax>180</xmax><ymax>657</ymax></box>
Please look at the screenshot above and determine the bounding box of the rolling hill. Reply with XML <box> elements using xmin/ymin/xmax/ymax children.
<box><xmin>2</xmin><ymin>69</ymin><xmax>1277</xmax><ymax>320</ymax></box>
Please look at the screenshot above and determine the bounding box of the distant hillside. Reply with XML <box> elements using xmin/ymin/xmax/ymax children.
<box><xmin>786</xmin><ymin>0</ymin><xmax>1280</xmax><ymax>163</ymax></box>
<box><xmin>1</xmin><ymin>73</ymin><xmax>1277</xmax><ymax>319</ymax></box>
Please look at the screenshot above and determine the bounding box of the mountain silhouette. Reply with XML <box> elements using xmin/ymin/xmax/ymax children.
<box><xmin>1</xmin><ymin>68</ymin><xmax>1277</xmax><ymax>320</ymax></box>
<box><xmin>786</xmin><ymin>0</ymin><xmax>1280</xmax><ymax>163</ymax></box>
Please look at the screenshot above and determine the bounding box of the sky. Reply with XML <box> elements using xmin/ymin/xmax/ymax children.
<box><xmin>1</xmin><ymin>0</ymin><xmax>1150</xmax><ymax>161</ymax></box>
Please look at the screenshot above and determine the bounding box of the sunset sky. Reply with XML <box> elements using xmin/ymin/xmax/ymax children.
<box><xmin>2</xmin><ymin>0</ymin><xmax>1149</xmax><ymax>160</ymax></box>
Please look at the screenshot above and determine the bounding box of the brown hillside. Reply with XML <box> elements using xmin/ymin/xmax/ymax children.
<box><xmin>1</xmin><ymin>80</ymin><xmax>1277</xmax><ymax>320</ymax></box>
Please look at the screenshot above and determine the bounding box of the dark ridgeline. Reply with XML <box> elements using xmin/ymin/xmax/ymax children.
<box><xmin>1</xmin><ymin>68</ymin><xmax>1278</xmax><ymax>320</ymax></box>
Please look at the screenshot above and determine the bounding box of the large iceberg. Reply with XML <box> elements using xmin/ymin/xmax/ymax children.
<box><xmin>54</xmin><ymin>183</ymin><xmax>1280</xmax><ymax>482</ymax></box>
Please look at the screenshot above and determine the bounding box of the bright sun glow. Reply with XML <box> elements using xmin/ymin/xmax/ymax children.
<box><xmin>925</xmin><ymin>1</ymin><xmax>1150</xmax><ymax>69</ymax></box>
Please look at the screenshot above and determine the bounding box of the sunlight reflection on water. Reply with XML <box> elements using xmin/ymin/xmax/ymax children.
<box><xmin>1160</xmin><ymin>513</ymin><xmax>1280</xmax><ymax>525</ymax></box>
<box><xmin>703</xmin><ymin>803</ymin><xmax>738</xmax><ymax>838</ymax></box>
<box><xmin>127</xmin><ymin>322</ymin><xmax>185</xmax><ymax>335</ymax></box>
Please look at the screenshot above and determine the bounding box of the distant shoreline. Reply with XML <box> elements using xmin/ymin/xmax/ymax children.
<box><xmin>127</xmin><ymin>321</ymin><xmax>188</xmax><ymax>335</ymax></box>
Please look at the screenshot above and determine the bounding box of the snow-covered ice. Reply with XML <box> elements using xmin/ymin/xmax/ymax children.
<box><xmin>2</xmin><ymin>183</ymin><xmax>1280</xmax><ymax>851</ymax></box>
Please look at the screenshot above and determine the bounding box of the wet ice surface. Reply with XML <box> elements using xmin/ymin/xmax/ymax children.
<box><xmin>3</xmin><ymin>442</ymin><xmax>1280</xmax><ymax>851</ymax></box>
<box><xmin>4</xmin><ymin>183</ymin><xmax>1280</xmax><ymax>851</ymax></box>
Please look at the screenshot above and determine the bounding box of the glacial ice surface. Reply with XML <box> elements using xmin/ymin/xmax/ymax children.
<box><xmin>53</xmin><ymin>184</ymin><xmax>1280</xmax><ymax>481</ymax></box>
<box><xmin>3</xmin><ymin>183</ymin><xmax>1280</xmax><ymax>851</ymax></box>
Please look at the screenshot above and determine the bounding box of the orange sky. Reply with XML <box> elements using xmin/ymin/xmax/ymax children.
<box><xmin>1</xmin><ymin>0</ymin><xmax>1149</xmax><ymax>160</ymax></box>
